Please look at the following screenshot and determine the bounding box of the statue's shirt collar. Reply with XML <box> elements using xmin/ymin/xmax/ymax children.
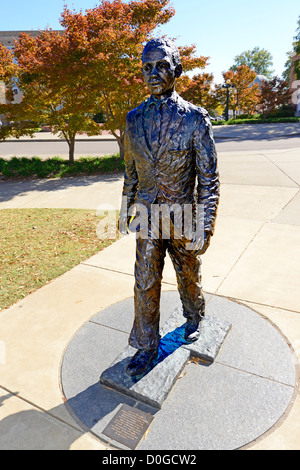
<box><xmin>146</xmin><ymin>91</ymin><xmax>179</xmax><ymax>112</ymax></box>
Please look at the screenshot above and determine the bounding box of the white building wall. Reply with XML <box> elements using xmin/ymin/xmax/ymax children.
<box><xmin>0</xmin><ymin>81</ymin><xmax>6</xmax><ymax>104</ymax></box>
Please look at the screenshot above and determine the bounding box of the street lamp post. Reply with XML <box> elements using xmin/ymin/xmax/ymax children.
<box><xmin>222</xmin><ymin>82</ymin><xmax>235</xmax><ymax>121</ymax></box>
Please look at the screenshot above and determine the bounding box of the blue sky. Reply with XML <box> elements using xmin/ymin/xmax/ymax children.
<box><xmin>0</xmin><ymin>0</ymin><xmax>299</xmax><ymax>83</ymax></box>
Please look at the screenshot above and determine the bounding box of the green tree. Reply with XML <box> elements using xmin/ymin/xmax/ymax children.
<box><xmin>294</xmin><ymin>15</ymin><xmax>300</xmax><ymax>79</ymax></box>
<box><xmin>282</xmin><ymin>51</ymin><xmax>293</xmax><ymax>83</ymax></box>
<box><xmin>231</xmin><ymin>47</ymin><xmax>274</xmax><ymax>79</ymax></box>
<box><xmin>283</xmin><ymin>16</ymin><xmax>300</xmax><ymax>82</ymax></box>
<box><xmin>295</xmin><ymin>15</ymin><xmax>300</xmax><ymax>42</ymax></box>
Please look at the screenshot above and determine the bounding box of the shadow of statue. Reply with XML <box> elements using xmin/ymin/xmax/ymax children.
<box><xmin>0</xmin><ymin>383</ymin><xmax>142</xmax><ymax>450</ymax></box>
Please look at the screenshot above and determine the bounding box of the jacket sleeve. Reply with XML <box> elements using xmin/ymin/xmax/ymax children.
<box><xmin>193</xmin><ymin>111</ymin><xmax>220</xmax><ymax>236</ymax></box>
<box><xmin>120</xmin><ymin>113</ymin><xmax>139</xmax><ymax>218</ymax></box>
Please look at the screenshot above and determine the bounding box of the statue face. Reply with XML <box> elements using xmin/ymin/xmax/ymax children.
<box><xmin>142</xmin><ymin>46</ymin><xmax>182</xmax><ymax>98</ymax></box>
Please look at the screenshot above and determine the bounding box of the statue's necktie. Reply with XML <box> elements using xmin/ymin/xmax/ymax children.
<box><xmin>150</xmin><ymin>106</ymin><xmax>162</xmax><ymax>153</ymax></box>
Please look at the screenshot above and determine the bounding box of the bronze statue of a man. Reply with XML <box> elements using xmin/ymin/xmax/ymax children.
<box><xmin>119</xmin><ymin>38</ymin><xmax>220</xmax><ymax>377</ymax></box>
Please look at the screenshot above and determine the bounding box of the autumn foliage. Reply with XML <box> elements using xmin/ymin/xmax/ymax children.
<box><xmin>0</xmin><ymin>44</ymin><xmax>16</xmax><ymax>83</ymax></box>
<box><xmin>58</xmin><ymin>0</ymin><xmax>207</xmax><ymax>159</ymax></box>
<box><xmin>2</xmin><ymin>0</ymin><xmax>208</xmax><ymax>160</ymax></box>
<box><xmin>178</xmin><ymin>72</ymin><xmax>216</xmax><ymax>111</ymax></box>
<box><xmin>220</xmin><ymin>65</ymin><xmax>261</xmax><ymax>116</ymax></box>
<box><xmin>0</xmin><ymin>44</ymin><xmax>17</xmax><ymax>106</ymax></box>
<box><xmin>12</xmin><ymin>29</ymin><xmax>101</xmax><ymax>161</ymax></box>
<box><xmin>258</xmin><ymin>77</ymin><xmax>291</xmax><ymax>119</ymax></box>
<box><xmin>0</xmin><ymin>43</ymin><xmax>31</xmax><ymax>140</ymax></box>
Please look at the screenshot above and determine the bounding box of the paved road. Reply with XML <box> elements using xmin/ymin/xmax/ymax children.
<box><xmin>216</xmin><ymin>136</ymin><xmax>300</xmax><ymax>152</ymax></box>
<box><xmin>213</xmin><ymin>122</ymin><xmax>300</xmax><ymax>152</ymax></box>
<box><xmin>1</xmin><ymin>136</ymin><xmax>300</xmax><ymax>157</ymax></box>
<box><xmin>0</xmin><ymin>122</ymin><xmax>299</xmax><ymax>157</ymax></box>
<box><xmin>0</xmin><ymin>139</ymin><xmax>120</xmax><ymax>158</ymax></box>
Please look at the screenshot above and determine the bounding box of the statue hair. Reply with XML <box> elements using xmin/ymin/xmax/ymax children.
<box><xmin>142</xmin><ymin>38</ymin><xmax>181</xmax><ymax>67</ymax></box>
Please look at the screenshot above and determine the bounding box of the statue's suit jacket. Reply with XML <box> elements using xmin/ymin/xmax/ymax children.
<box><xmin>121</xmin><ymin>92</ymin><xmax>220</xmax><ymax>236</ymax></box>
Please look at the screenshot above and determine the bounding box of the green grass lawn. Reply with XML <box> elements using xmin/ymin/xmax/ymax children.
<box><xmin>0</xmin><ymin>208</ymin><xmax>118</xmax><ymax>311</ymax></box>
<box><xmin>0</xmin><ymin>155</ymin><xmax>125</xmax><ymax>179</ymax></box>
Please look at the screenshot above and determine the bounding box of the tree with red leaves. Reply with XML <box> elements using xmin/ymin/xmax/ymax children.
<box><xmin>0</xmin><ymin>43</ymin><xmax>16</xmax><ymax>84</ymax></box>
<box><xmin>9</xmin><ymin>0</ymin><xmax>207</xmax><ymax>161</ymax></box>
<box><xmin>0</xmin><ymin>43</ymin><xmax>33</xmax><ymax>140</ymax></box>
<box><xmin>59</xmin><ymin>0</ymin><xmax>207</xmax><ymax>159</ymax></box>
<box><xmin>178</xmin><ymin>72</ymin><xmax>216</xmax><ymax>112</ymax></box>
<box><xmin>11</xmin><ymin>29</ymin><xmax>102</xmax><ymax>161</ymax></box>
<box><xmin>258</xmin><ymin>77</ymin><xmax>291</xmax><ymax>119</ymax></box>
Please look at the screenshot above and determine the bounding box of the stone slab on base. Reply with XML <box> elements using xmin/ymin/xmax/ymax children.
<box><xmin>100</xmin><ymin>344</ymin><xmax>190</xmax><ymax>409</ymax></box>
<box><xmin>161</xmin><ymin>307</ymin><xmax>232</xmax><ymax>362</ymax></box>
<box><xmin>100</xmin><ymin>308</ymin><xmax>231</xmax><ymax>409</ymax></box>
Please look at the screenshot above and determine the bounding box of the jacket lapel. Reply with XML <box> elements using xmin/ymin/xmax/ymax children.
<box><xmin>134</xmin><ymin>93</ymin><xmax>186</xmax><ymax>160</ymax></box>
<box><xmin>135</xmin><ymin>100</ymin><xmax>154</xmax><ymax>160</ymax></box>
<box><xmin>157</xmin><ymin>96</ymin><xmax>186</xmax><ymax>158</ymax></box>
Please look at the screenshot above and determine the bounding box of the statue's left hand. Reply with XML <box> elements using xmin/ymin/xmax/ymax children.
<box><xmin>197</xmin><ymin>232</ymin><xmax>211</xmax><ymax>255</ymax></box>
<box><xmin>189</xmin><ymin>232</ymin><xmax>211</xmax><ymax>255</ymax></box>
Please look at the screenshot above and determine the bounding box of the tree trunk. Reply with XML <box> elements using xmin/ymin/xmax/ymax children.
<box><xmin>108</xmin><ymin>129</ymin><xmax>125</xmax><ymax>160</ymax></box>
<box><xmin>61</xmin><ymin>130</ymin><xmax>76</xmax><ymax>163</ymax></box>
<box><xmin>68</xmin><ymin>137</ymin><xmax>75</xmax><ymax>163</ymax></box>
<box><xmin>115</xmin><ymin>132</ymin><xmax>125</xmax><ymax>161</ymax></box>
<box><xmin>119</xmin><ymin>139</ymin><xmax>125</xmax><ymax>161</ymax></box>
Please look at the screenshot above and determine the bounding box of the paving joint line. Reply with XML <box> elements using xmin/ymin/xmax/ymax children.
<box><xmin>88</xmin><ymin>319</ymin><xmax>129</xmax><ymax>336</ymax></box>
<box><xmin>260</xmin><ymin>152</ymin><xmax>300</xmax><ymax>188</ymax></box>
<box><xmin>81</xmin><ymin>262</ymin><xmax>177</xmax><ymax>286</ymax></box>
<box><xmin>213</xmin><ymin>360</ymin><xmax>296</xmax><ymax>389</ymax></box>
<box><xmin>80</xmin><ymin>262</ymin><xmax>134</xmax><ymax>278</ymax></box>
<box><xmin>219</xmin><ymin>295</ymin><xmax>300</xmax><ymax>315</ymax></box>
<box><xmin>0</xmin><ymin>384</ymin><xmax>84</xmax><ymax>434</ymax></box>
<box><xmin>268</xmin><ymin>188</ymin><xmax>300</xmax><ymax>224</ymax></box>
<box><xmin>214</xmin><ymin>222</ymin><xmax>266</xmax><ymax>294</ymax></box>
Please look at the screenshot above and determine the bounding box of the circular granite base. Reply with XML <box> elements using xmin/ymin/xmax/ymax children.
<box><xmin>60</xmin><ymin>292</ymin><xmax>298</xmax><ymax>450</ymax></box>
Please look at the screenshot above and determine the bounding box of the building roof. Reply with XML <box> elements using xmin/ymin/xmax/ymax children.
<box><xmin>0</xmin><ymin>31</ymin><xmax>62</xmax><ymax>48</ymax></box>
<box><xmin>254</xmin><ymin>74</ymin><xmax>269</xmax><ymax>86</ymax></box>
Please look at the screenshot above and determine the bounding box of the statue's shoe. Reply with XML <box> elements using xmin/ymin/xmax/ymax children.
<box><xmin>184</xmin><ymin>318</ymin><xmax>203</xmax><ymax>343</ymax></box>
<box><xmin>126</xmin><ymin>348</ymin><xmax>158</xmax><ymax>377</ymax></box>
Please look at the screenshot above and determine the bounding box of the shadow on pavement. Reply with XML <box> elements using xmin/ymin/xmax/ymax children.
<box><xmin>213</xmin><ymin>122</ymin><xmax>300</xmax><ymax>141</ymax></box>
<box><xmin>0</xmin><ymin>173</ymin><xmax>123</xmax><ymax>204</ymax></box>
<box><xmin>0</xmin><ymin>384</ymin><xmax>133</xmax><ymax>450</ymax></box>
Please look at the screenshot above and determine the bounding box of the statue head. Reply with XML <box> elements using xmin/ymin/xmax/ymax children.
<box><xmin>142</xmin><ymin>38</ymin><xmax>183</xmax><ymax>99</ymax></box>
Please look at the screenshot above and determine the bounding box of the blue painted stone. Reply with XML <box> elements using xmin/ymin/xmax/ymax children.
<box><xmin>100</xmin><ymin>308</ymin><xmax>231</xmax><ymax>408</ymax></box>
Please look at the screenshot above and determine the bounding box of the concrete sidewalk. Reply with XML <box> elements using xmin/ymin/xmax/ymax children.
<box><xmin>4</xmin><ymin>130</ymin><xmax>117</xmax><ymax>142</ymax></box>
<box><xmin>0</xmin><ymin>146</ymin><xmax>300</xmax><ymax>450</ymax></box>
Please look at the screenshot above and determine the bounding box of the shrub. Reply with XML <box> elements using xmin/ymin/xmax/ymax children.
<box><xmin>212</xmin><ymin>116</ymin><xmax>300</xmax><ymax>126</ymax></box>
